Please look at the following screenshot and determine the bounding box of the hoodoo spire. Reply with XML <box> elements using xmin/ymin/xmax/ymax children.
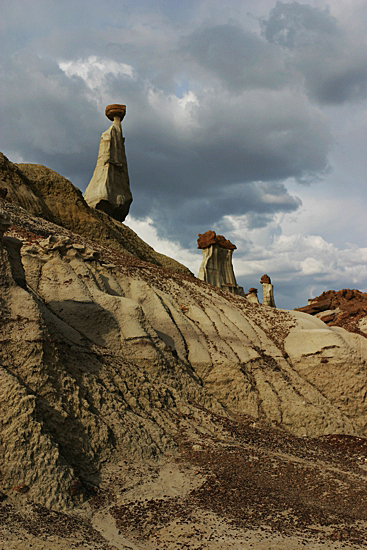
<box><xmin>84</xmin><ymin>104</ymin><xmax>132</xmax><ymax>222</ymax></box>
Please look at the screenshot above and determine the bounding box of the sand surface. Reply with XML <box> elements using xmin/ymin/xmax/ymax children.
<box><xmin>3</xmin><ymin>420</ymin><xmax>367</xmax><ymax>549</ymax></box>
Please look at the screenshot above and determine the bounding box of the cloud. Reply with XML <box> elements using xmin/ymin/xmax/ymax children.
<box><xmin>217</xmin><ymin>215</ymin><xmax>367</xmax><ymax>309</ymax></box>
<box><xmin>261</xmin><ymin>1</ymin><xmax>367</xmax><ymax>104</ymax></box>
<box><xmin>140</xmin><ymin>180</ymin><xmax>301</xmax><ymax>247</ymax></box>
<box><xmin>1</xmin><ymin>4</ymin><xmax>332</xmax><ymax>230</ymax></box>
<box><xmin>59</xmin><ymin>56</ymin><xmax>135</xmax><ymax>91</ymax></box>
<box><xmin>180</xmin><ymin>24</ymin><xmax>290</xmax><ymax>91</ymax></box>
<box><xmin>125</xmin><ymin>214</ymin><xmax>203</xmax><ymax>273</ymax></box>
<box><xmin>0</xmin><ymin>50</ymin><xmax>103</xmax><ymax>186</ymax></box>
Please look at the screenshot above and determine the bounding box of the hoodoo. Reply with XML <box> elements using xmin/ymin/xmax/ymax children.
<box><xmin>84</xmin><ymin>104</ymin><xmax>132</xmax><ymax>222</ymax></box>
<box><xmin>197</xmin><ymin>230</ymin><xmax>245</xmax><ymax>296</ymax></box>
<box><xmin>260</xmin><ymin>274</ymin><xmax>276</xmax><ymax>307</ymax></box>
<box><xmin>246</xmin><ymin>287</ymin><xmax>260</xmax><ymax>304</ymax></box>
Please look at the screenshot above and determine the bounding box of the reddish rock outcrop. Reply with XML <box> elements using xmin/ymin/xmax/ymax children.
<box><xmin>295</xmin><ymin>289</ymin><xmax>367</xmax><ymax>337</ymax></box>
<box><xmin>105</xmin><ymin>104</ymin><xmax>126</xmax><ymax>121</ymax></box>
<box><xmin>197</xmin><ymin>230</ymin><xmax>217</xmax><ymax>249</ymax></box>
<box><xmin>260</xmin><ymin>274</ymin><xmax>271</xmax><ymax>284</ymax></box>
<box><xmin>197</xmin><ymin>230</ymin><xmax>236</xmax><ymax>250</ymax></box>
<box><xmin>215</xmin><ymin>234</ymin><xmax>237</xmax><ymax>251</ymax></box>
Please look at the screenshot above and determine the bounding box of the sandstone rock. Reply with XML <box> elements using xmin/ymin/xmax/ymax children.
<box><xmin>261</xmin><ymin>273</ymin><xmax>276</xmax><ymax>307</ymax></box>
<box><xmin>213</xmin><ymin>234</ymin><xmax>236</xmax><ymax>250</ymax></box>
<box><xmin>105</xmin><ymin>104</ymin><xmax>126</xmax><ymax>121</ymax></box>
<box><xmin>84</xmin><ymin>104</ymin><xmax>132</xmax><ymax>222</ymax></box>
<box><xmin>39</xmin><ymin>235</ymin><xmax>72</xmax><ymax>253</ymax></box>
<box><xmin>197</xmin><ymin>230</ymin><xmax>236</xmax><ymax>251</ymax></box>
<box><xmin>197</xmin><ymin>230</ymin><xmax>244</xmax><ymax>296</ymax></box>
<box><xmin>197</xmin><ymin>230</ymin><xmax>217</xmax><ymax>249</ymax></box>
<box><xmin>0</xmin><ymin>152</ymin><xmax>54</xmax><ymax>220</ymax></box>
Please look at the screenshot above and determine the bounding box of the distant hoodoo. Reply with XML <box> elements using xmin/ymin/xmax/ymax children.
<box><xmin>246</xmin><ymin>287</ymin><xmax>260</xmax><ymax>305</ymax></box>
<box><xmin>260</xmin><ymin>274</ymin><xmax>276</xmax><ymax>307</ymax></box>
<box><xmin>84</xmin><ymin>104</ymin><xmax>132</xmax><ymax>222</ymax></box>
<box><xmin>197</xmin><ymin>230</ymin><xmax>245</xmax><ymax>296</ymax></box>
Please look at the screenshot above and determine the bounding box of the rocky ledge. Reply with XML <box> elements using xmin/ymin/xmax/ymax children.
<box><xmin>296</xmin><ymin>289</ymin><xmax>367</xmax><ymax>337</ymax></box>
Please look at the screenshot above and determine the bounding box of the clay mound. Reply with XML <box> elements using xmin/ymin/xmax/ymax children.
<box><xmin>17</xmin><ymin>160</ymin><xmax>192</xmax><ymax>275</ymax></box>
<box><xmin>0</xmin><ymin>153</ymin><xmax>54</xmax><ymax>220</ymax></box>
<box><xmin>0</xmin><ymin>153</ymin><xmax>191</xmax><ymax>275</ymax></box>
<box><xmin>3</xmin><ymin>200</ymin><xmax>367</xmax><ymax>512</ymax></box>
<box><xmin>295</xmin><ymin>289</ymin><xmax>367</xmax><ymax>337</ymax></box>
<box><xmin>3</xmin><ymin>152</ymin><xmax>367</xmax><ymax>546</ymax></box>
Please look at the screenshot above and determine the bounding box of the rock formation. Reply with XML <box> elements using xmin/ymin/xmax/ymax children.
<box><xmin>0</xmin><ymin>152</ymin><xmax>54</xmax><ymax>219</ymax></box>
<box><xmin>84</xmin><ymin>104</ymin><xmax>132</xmax><ymax>222</ymax></box>
<box><xmin>246</xmin><ymin>287</ymin><xmax>260</xmax><ymax>304</ymax></box>
<box><xmin>296</xmin><ymin>289</ymin><xmax>367</xmax><ymax>337</ymax></box>
<box><xmin>260</xmin><ymin>273</ymin><xmax>276</xmax><ymax>307</ymax></box>
<box><xmin>3</xmin><ymin>154</ymin><xmax>367</xmax><ymax>546</ymax></box>
<box><xmin>0</xmin><ymin>152</ymin><xmax>191</xmax><ymax>274</ymax></box>
<box><xmin>197</xmin><ymin>230</ymin><xmax>245</xmax><ymax>296</ymax></box>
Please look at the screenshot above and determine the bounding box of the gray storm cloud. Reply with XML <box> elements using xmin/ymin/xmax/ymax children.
<box><xmin>262</xmin><ymin>2</ymin><xmax>367</xmax><ymax>104</ymax></box>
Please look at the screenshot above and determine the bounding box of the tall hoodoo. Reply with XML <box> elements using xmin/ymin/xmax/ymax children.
<box><xmin>260</xmin><ymin>274</ymin><xmax>276</xmax><ymax>307</ymax></box>
<box><xmin>84</xmin><ymin>104</ymin><xmax>132</xmax><ymax>222</ymax></box>
<box><xmin>197</xmin><ymin>230</ymin><xmax>245</xmax><ymax>296</ymax></box>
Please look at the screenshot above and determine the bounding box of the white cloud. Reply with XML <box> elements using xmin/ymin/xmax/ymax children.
<box><xmin>300</xmin><ymin>257</ymin><xmax>327</xmax><ymax>276</ymax></box>
<box><xmin>125</xmin><ymin>215</ymin><xmax>202</xmax><ymax>274</ymax></box>
<box><xmin>58</xmin><ymin>56</ymin><xmax>136</xmax><ymax>109</ymax></box>
<box><xmin>147</xmin><ymin>88</ymin><xmax>199</xmax><ymax>134</ymax></box>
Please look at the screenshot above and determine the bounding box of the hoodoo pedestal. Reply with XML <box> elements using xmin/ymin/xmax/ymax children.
<box><xmin>197</xmin><ymin>230</ymin><xmax>245</xmax><ymax>296</ymax></box>
<box><xmin>84</xmin><ymin>104</ymin><xmax>132</xmax><ymax>222</ymax></box>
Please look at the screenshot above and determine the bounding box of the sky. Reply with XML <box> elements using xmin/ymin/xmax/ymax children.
<box><xmin>1</xmin><ymin>0</ymin><xmax>366</xmax><ymax>309</ymax></box>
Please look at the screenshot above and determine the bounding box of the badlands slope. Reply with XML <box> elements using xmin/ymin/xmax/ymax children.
<box><xmin>1</xmin><ymin>153</ymin><xmax>367</xmax><ymax>548</ymax></box>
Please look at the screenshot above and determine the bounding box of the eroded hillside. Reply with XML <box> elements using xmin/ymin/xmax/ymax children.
<box><xmin>2</xmin><ymin>156</ymin><xmax>367</xmax><ymax>548</ymax></box>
